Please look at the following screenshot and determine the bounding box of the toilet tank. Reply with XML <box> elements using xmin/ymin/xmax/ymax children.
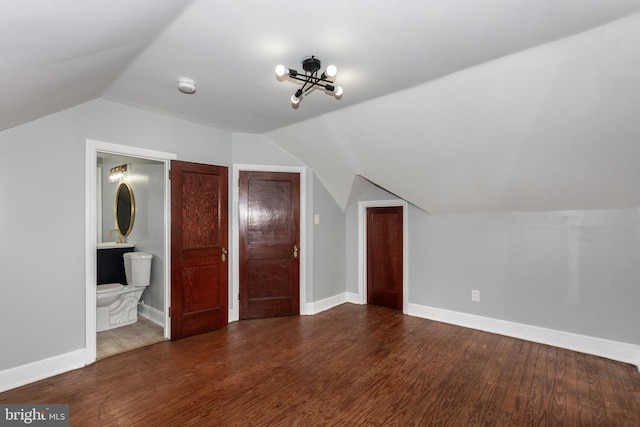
<box><xmin>123</xmin><ymin>252</ymin><xmax>153</xmax><ymax>287</ymax></box>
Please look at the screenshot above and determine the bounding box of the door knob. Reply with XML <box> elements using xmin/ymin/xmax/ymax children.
<box><xmin>293</xmin><ymin>245</ymin><xmax>298</xmax><ymax>258</ymax></box>
<box><xmin>222</xmin><ymin>247</ymin><xmax>228</xmax><ymax>262</ymax></box>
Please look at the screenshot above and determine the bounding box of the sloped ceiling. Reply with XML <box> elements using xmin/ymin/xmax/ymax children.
<box><xmin>3</xmin><ymin>1</ymin><xmax>640</xmax><ymax>213</ymax></box>
<box><xmin>0</xmin><ymin>0</ymin><xmax>193</xmax><ymax>132</ymax></box>
<box><xmin>267</xmin><ymin>13</ymin><xmax>640</xmax><ymax>212</ymax></box>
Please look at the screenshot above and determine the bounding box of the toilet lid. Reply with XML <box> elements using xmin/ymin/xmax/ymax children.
<box><xmin>97</xmin><ymin>283</ymin><xmax>124</xmax><ymax>294</ymax></box>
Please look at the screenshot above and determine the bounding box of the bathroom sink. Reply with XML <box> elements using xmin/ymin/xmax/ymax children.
<box><xmin>97</xmin><ymin>242</ymin><xmax>134</xmax><ymax>249</ymax></box>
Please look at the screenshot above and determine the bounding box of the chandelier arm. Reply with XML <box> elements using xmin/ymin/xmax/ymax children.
<box><xmin>288</xmin><ymin>74</ymin><xmax>307</xmax><ymax>83</ymax></box>
<box><xmin>306</xmin><ymin>81</ymin><xmax>326</xmax><ymax>93</ymax></box>
<box><xmin>312</xmin><ymin>68</ymin><xmax>335</xmax><ymax>85</ymax></box>
<box><xmin>309</xmin><ymin>76</ymin><xmax>333</xmax><ymax>91</ymax></box>
<box><xmin>288</xmin><ymin>74</ymin><xmax>315</xmax><ymax>86</ymax></box>
<box><xmin>288</xmin><ymin>74</ymin><xmax>323</xmax><ymax>95</ymax></box>
<box><xmin>301</xmin><ymin>77</ymin><xmax>314</xmax><ymax>92</ymax></box>
<box><xmin>287</xmin><ymin>72</ymin><xmax>334</xmax><ymax>86</ymax></box>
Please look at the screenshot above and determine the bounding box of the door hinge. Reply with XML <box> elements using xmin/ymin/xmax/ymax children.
<box><xmin>168</xmin><ymin>306</ymin><xmax>171</xmax><ymax>317</ymax></box>
<box><xmin>168</xmin><ymin>169</ymin><xmax>171</xmax><ymax>180</ymax></box>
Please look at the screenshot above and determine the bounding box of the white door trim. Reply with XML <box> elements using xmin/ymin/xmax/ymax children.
<box><xmin>85</xmin><ymin>139</ymin><xmax>176</xmax><ymax>364</ymax></box>
<box><xmin>231</xmin><ymin>164</ymin><xmax>308</xmax><ymax>321</ymax></box>
<box><xmin>358</xmin><ymin>199</ymin><xmax>409</xmax><ymax>313</ymax></box>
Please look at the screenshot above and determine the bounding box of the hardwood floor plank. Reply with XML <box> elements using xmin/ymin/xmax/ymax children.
<box><xmin>604</xmin><ymin>355</ymin><xmax>640</xmax><ymax>424</ymax></box>
<box><xmin>423</xmin><ymin>330</ymin><xmax>500</xmax><ymax>425</ymax></box>
<box><xmin>496</xmin><ymin>339</ymin><xmax>532</xmax><ymax>425</ymax></box>
<box><xmin>563</xmin><ymin>350</ymin><xmax>580</xmax><ymax>426</ymax></box>
<box><xmin>1</xmin><ymin>304</ymin><xmax>639</xmax><ymax>426</ymax></box>
<box><xmin>545</xmin><ymin>346</ymin><xmax>568</xmax><ymax>424</ymax></box>
<box><xmin>598</xmin><ymin>355</ymin><xmax>640</xmax><ymax>425</ymax></box>
<box><xmin>585</xmin><ymin>353</ymin><xmax>608</xmax><ymax>424</ymax></box>
<box><xmin>444</xmin><ymin>331</ymin><xmax>502</xmax><ymax>425</ymax></box>
<box><xmin>523</xmin><ymin>344</ymin><xmax>550</xmax><ymax>424</ymax></box>
<box><xmin>463</xmin><ymin>334</ymin><xmax>518</xmax><ymax>425</ymax></box>
<box><xmin>573</xmin><ymin>351</ymin><xmax>594</xmax><ymax>425</ymax></box>
<box><xmin>501</xmin><ymin>340</ymin><xmax>540</xmax><ymax>425</ymax></box>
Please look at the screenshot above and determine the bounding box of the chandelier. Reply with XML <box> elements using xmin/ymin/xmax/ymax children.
<box><xmin>275</xmin><ymin>55</ymin><xmax>343</xmax><ymax>106</ymax></box>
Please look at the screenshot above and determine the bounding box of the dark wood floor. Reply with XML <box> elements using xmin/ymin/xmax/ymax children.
<box><xmin>2</xmin><ymin>304</ymin><xmax>640</xmax><ymax>426</ymax></box>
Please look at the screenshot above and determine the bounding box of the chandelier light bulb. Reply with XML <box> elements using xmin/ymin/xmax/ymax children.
<box><xmin>275</xmin><ymin>64</ymin><xmax>287</xmax><ymax>77</ymax></box>
<box><xmin>291</xmin><ymin>94</ymin><xmax>301</xmax><ymax>105</ymax></box>
<box><xmin>334</xmin><ymin>85</ymin><xmax>343</xmax><ymax>97</ymax></box>
<box><xmin>325</xmin><ymin>64</ymin><xmax>337</xmax><ymax>77</ymax></box>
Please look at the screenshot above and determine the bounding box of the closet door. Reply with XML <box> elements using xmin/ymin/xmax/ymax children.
<box><xmin>238</xmin><ymin>170</ymin><xmax>300</xmax><ymax>319</ymax></box>
<box><xmin>367</xmin><ymin>206</ymin><xmax>403</xmax><ymax>310</ymax></box>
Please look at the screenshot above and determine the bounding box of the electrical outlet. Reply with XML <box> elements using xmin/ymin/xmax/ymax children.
<box><xmin>471</xmin><ymin>290</ymin><xmax>480</xmax><ymax>302</ymax></box>
<box><xmin>314</xmin><ymin>214</ymin><xmax>320</xmax><ymax>225</ymax></box>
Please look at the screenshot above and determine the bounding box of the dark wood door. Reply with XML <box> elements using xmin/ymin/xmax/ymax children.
<box><xmin>367</xmin><ymin>206</ymin><xmax>403</xmax><ymax>310</ymax></box>
<box><xmin>239</xmin><ymin>171</ymin><xmax>300</xmax><ymax>319</ymax></box>
<box><xmin>170</xmin><ymin>160</ymin><xmax>228</xmax><ymax>339</ymax></box>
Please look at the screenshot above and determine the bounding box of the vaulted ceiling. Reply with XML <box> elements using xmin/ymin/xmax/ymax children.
<box><xmin>4</xmin><ymin>1</ymin><xmax>640</xmax><ymax>213</ymax></box>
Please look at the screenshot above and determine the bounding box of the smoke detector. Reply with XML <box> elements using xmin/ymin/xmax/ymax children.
<box><xmin>177</xmin><ymin>78</ymin><xmax>196</xmax><ymax>94</ymax></box>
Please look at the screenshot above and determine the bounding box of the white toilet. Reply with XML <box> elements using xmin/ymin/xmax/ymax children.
<box><xmin>97</xmin><ymin>252</ymin><xmax>153</xmax><ymax>332</ymax></box>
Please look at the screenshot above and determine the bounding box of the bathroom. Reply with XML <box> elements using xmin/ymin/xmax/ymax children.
<box><xmin>96</xmin><ymin>153</ymin><xmax>167</xmax><ymax>358</ymax></box>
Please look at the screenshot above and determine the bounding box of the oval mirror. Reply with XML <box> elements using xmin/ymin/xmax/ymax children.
<box><xmin>114</xmin><ymin>182</ymin><xmax>135</xmax><ymax>237</ymax></box>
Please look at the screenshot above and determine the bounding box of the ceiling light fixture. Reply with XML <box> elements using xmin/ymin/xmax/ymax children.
<box><xmin>275</xmin><ymin>56</ymin><xmax>343</xmax><ymax>106</ymax></box>
<box><xmin>109</xmin><ymin>164</ymin><xmax>128</xmax><ymax>182</ymax></box>
<box><xmin>177</xmin><ymin>78</ymin><xmax>196</xmax><ymax>94</ymax></box>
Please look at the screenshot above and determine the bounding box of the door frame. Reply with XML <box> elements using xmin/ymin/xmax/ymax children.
<box><xmin>85</xmin><ymin>139</ymin><xmax>176</xmax><ymax>364</ymax></box>
<box><xmin>231</xmin><ymin>164</ymin><xmax>307</xmax><ymax>321</ymax></box>
<box><xmin>358</xmin><ymin>199</ymin><xmax>409</xmax><ymax>313</ymax></box>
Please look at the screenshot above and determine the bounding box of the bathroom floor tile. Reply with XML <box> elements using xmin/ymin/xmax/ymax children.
<box><xmin>96</xmin><ymin>316</ymin><xmax>165</xmax><ymax>360</ymax></box>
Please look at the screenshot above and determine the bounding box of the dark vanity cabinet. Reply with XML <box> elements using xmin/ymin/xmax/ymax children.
<box><xmin>97</xmin><ymin>246</ymin><xmax>134</xmax><ymax>285</ymax></box>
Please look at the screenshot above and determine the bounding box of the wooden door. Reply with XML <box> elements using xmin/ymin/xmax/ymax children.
<box><xmin>239</xmin><ymin>171</ymin><xmax>300</xmax><ymax>319</ymax></box>
<box><xmin>367</xmin><ymin>206</ymin><xmax>403</xmax><ymax>310</ymax></box>
<box><xmin>171</xmin><ymin>160</ymin><xmax>228</xmax><ymax>339</ymax></box>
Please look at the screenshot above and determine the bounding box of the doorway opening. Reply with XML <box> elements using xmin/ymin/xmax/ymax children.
<box><xmin>85</xmin><ymin>139</ymin><xmax>176</xmax><ymax>363</ymax></box>
<box><xmin>357</xmin><ymin>199</ymin><xmax>409</xmax><ymax>313</ymax></box>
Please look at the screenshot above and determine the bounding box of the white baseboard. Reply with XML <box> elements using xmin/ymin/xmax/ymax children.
<box><xmin>138</xmin><ymin>303</ymin><xmax>165</xmax><ymax>327</ymax></box>
<box><xmin>407</xmin><ymin>303</ymin><xmax>640</xmax><ymax>368</ymax></box>
<box><xmin>307</xmin><ymin>292</ymin><xmax>357</xmax><ymax>313</ymax></box>
<box><xmin>306</xmin><ymin>293</ymin><xmax>350</xmax><ymax>315</ymax></box>
<box><xmin>346</xmin><ymin>292</ymin><xmax>359</xmax><ymax>304</ymax></box>
<box><xmin>0</xmin><ymin>349</ymin><xmax>87</xmax><ymax>394</ymax></box>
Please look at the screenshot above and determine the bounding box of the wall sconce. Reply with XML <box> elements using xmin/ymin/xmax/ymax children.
<box><xmin>109</xmin><ymin>164</ymin><xmax>128</xmax><ymax>182</ymax></box>
<box><xmin>275</xmin><ymin>55</ymin><xmax>343</xmax><ymax>106</ymax></box>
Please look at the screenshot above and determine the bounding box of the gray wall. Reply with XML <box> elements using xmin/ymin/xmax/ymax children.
<box><xmin>344</xmin><ymin>185</ymin><xmax>640</xmax><ymax>346</ymax></box>
<box><xmin>312</xmin><ymin>174</ymin><xmax>346</xmax><ymax>301</ymax></box>
<box><xmin>408</xmin><ymin>207</ymin><xmax>640</xmax><ymax>345</ymax></box>
<box><xmin>0</xmin><ymin>99</ymin><xmax>232</xmax><ymax>371</ymax></box>
<box><xmin>130</xmin><ymin>163</ymin><xmax>166</xmax><ymax>311</ymax></box>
